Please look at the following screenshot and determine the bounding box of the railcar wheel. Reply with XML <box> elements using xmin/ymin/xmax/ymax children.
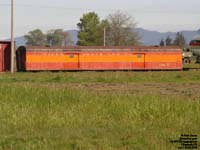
<box><xmin>183</xmin><ymin>58</ymin><xmax>190</xmax><ymax>64</ymax></box>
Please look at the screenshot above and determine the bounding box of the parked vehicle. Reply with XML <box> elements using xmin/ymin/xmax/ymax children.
<box><xmin>189</xmin><ymin>37</ymin><xmax>200</xmax><ymax>63</ymax></box>
<box><xmin>182</xmin><ymin>48</ymin><xmax>193</xmax><ymax>64</ymax></box>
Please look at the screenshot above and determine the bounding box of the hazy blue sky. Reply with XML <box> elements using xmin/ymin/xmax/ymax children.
<box><xmin>0</xmin><ymin>0</ymin><xmax>200</xmax><ymax>38</ymax></box>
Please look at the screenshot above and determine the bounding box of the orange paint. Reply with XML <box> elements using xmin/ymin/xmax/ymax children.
<box><xmin>27</xmin><ymin>54</ymin><xmax>78</xmax><ymax>63</ymax></box>
<box><xmin>27</xmin><ymin>53</ymin><xmax>181</xmax><ymax>63</ymax></box>
<box><xmin>145</xmin><ymin>54</ymin><xmax>182</xmax><ymax>62</ymax></box>
<box><xmin>79</xmin><ymin>53</ymin><xmax>145</xmax><ymax>62</ymax></box>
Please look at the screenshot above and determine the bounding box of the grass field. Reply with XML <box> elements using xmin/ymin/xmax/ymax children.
<box><xmin>0</xmin><ymin>70</ymin><xmax>200</xmax><ymax>150</ymax></box>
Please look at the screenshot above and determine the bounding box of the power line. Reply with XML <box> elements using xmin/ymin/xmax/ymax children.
<box><xmin>0</xmin><ymin>3</ymin><xmax>115</xmax><ymax>12</ymax></box>
<box><xmin>0</xmin><ymin>3</ymin><xmax>200</xmax><ymax>14</ymax></box>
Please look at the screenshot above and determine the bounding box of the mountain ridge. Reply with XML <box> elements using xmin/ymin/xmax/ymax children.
<box><xmin>14</xmin><ymin>28</ymin><xmax>200</xmax><ymax>47</ymax></box>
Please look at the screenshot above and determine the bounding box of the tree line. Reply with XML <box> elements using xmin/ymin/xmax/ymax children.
<box><xmin>159</xmin><ymin>32</ymin><xmax>187</xmax><ymax>48</ymax></box>
<box><xmin>24</xmin><ymin>29</ymin><xmax>73</xmax><ymax>46</ymax></box>
<box><xmin>24</xmin><ymin>11</ymin><xmax>140</xmax><ymax>47</ymax></box>
<box><xmin>77</xmin><ymin>11</ymin><xmax>140</xmax><ymax>46</ymax></box>
<box><xmin>24</xmin><ymin>11</ymin><xmax>188</xmax><ymax>47</ymax></box>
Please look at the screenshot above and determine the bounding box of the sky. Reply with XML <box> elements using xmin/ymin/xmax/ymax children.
<box><xmin>0</xmin><ymin>0</ymin><xmax>200</xmax><ymax>39</ymax></box>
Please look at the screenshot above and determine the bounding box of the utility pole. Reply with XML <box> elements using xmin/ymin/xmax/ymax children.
<box><xmin>11</xmin><ymin>0</ymin><xmax>15</xmax><ymax>73</ymax></box>
<box><xmin>103</xmin><ymin>27</ymin><xmax>106</xmax><ymax>46</ymax></box>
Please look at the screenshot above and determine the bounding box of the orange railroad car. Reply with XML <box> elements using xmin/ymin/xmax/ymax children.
<box><xmin>16</xmin><ymin>46</ymin><xmax>183</xmax><ymax>71</ymax></box>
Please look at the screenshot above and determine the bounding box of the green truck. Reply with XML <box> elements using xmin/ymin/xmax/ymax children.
<box><xmin>182</xmin><ymin>37</ymin><xmax>200</xmax><ymax>64</ymax></box>
<box><xmin>182</xmin><ymin>48</ymin><xmax>193</xmax><ymax>64</ymax></box>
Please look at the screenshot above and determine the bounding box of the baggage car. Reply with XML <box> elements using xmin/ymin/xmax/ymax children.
<box><xmin>16</xmin><ymin>46</ymin><xmax>183</xmax><ymax>71</ymax></box>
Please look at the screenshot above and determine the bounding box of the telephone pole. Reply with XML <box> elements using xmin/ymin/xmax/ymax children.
<box><xmin>11</xmin><ymin>0</ymin><xmax>15</xmax><ymax>73</ymax></box>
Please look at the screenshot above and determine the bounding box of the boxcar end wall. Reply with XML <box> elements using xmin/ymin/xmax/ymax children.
<box><xmin>0</xmin><ymin>41</ymin><xmax>11</xmax><ymax>72</ymax></box>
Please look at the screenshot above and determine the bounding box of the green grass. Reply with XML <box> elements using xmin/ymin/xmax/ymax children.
<box><xmin>1</xmin><ymin>70</ymin><xmax>200</xmax><ymax>83</ymax></box>
<box><xmin>0</xmin><ymin>71</ymin><xmax>199</xmax><ymax>150</ymax></box>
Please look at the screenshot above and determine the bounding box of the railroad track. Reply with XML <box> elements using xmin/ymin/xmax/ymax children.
<box><xmin>183</xmin><ymin>67</ymin><xmax>200</xmax><ymax>71</ymax></box>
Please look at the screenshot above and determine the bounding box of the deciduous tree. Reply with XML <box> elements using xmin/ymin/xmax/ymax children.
<box><xmin>46</xmin><ymin>29</ymin><xmax>72</xmax><ymax>46</ymax></box>
<box><xmin>106</xmin><ymin>11</ymin><xmax>140</xmax><ymax>46</ymax></box>
<box><xmin>24</xmin><ymin>29</ymin><xmax>46</xmax><ymax>46</ymax></box>
<box><xmin>63</xmin><ymin>32</ymin><xmax>73</xmax><ymax>46</ymax></box>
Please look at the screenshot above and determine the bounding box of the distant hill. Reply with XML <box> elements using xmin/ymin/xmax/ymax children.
<box><xmin>14</xmin><ymin>28</ymin><xmax>200</xmax><ymax>47</ymax></box>
<box><xmin>137</xmin><ymin>28</ymin><xmax>200</xmax><ymax>45</ymax></box>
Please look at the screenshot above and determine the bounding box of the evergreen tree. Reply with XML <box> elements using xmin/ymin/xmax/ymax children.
<box><xmin>165</xmin><ymin>36</ymin><xmax>172</xmax><ymax>46</ymax></box>
<box><xmin>173</xmin><ymin>32</ymin><xmax>186</xmax><ymax>47</ymax></box>
<box><xmin>77</xmin><ymin>12</ymin><xmax>105</xmax><ymax>46</ymax></box>
<box><xmin>159</xmin><ymin>39</ymin><xmax>165</xmax><ymax>46</ymax></box>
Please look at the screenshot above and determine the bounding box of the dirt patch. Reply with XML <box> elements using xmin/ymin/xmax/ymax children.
<box><xmin>12</xmin><ymin>82</ymin><xmax>200</xmax><ymax>99</ymax></box>
<box><xmin>65</xmin><ymin>82</ymin><xmax>200</xmax><ymax>99</ymax></box>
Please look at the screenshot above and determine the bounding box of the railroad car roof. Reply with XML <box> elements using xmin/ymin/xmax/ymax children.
<box><xmin>0</xmin><ymin>41</ymin><xmax>11</xmax><ymax>44</ymax></box>
<box><xmin>18</xmin><ymin>46</ymin><xmax>182</xmax><ymax>52</ymax></box>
